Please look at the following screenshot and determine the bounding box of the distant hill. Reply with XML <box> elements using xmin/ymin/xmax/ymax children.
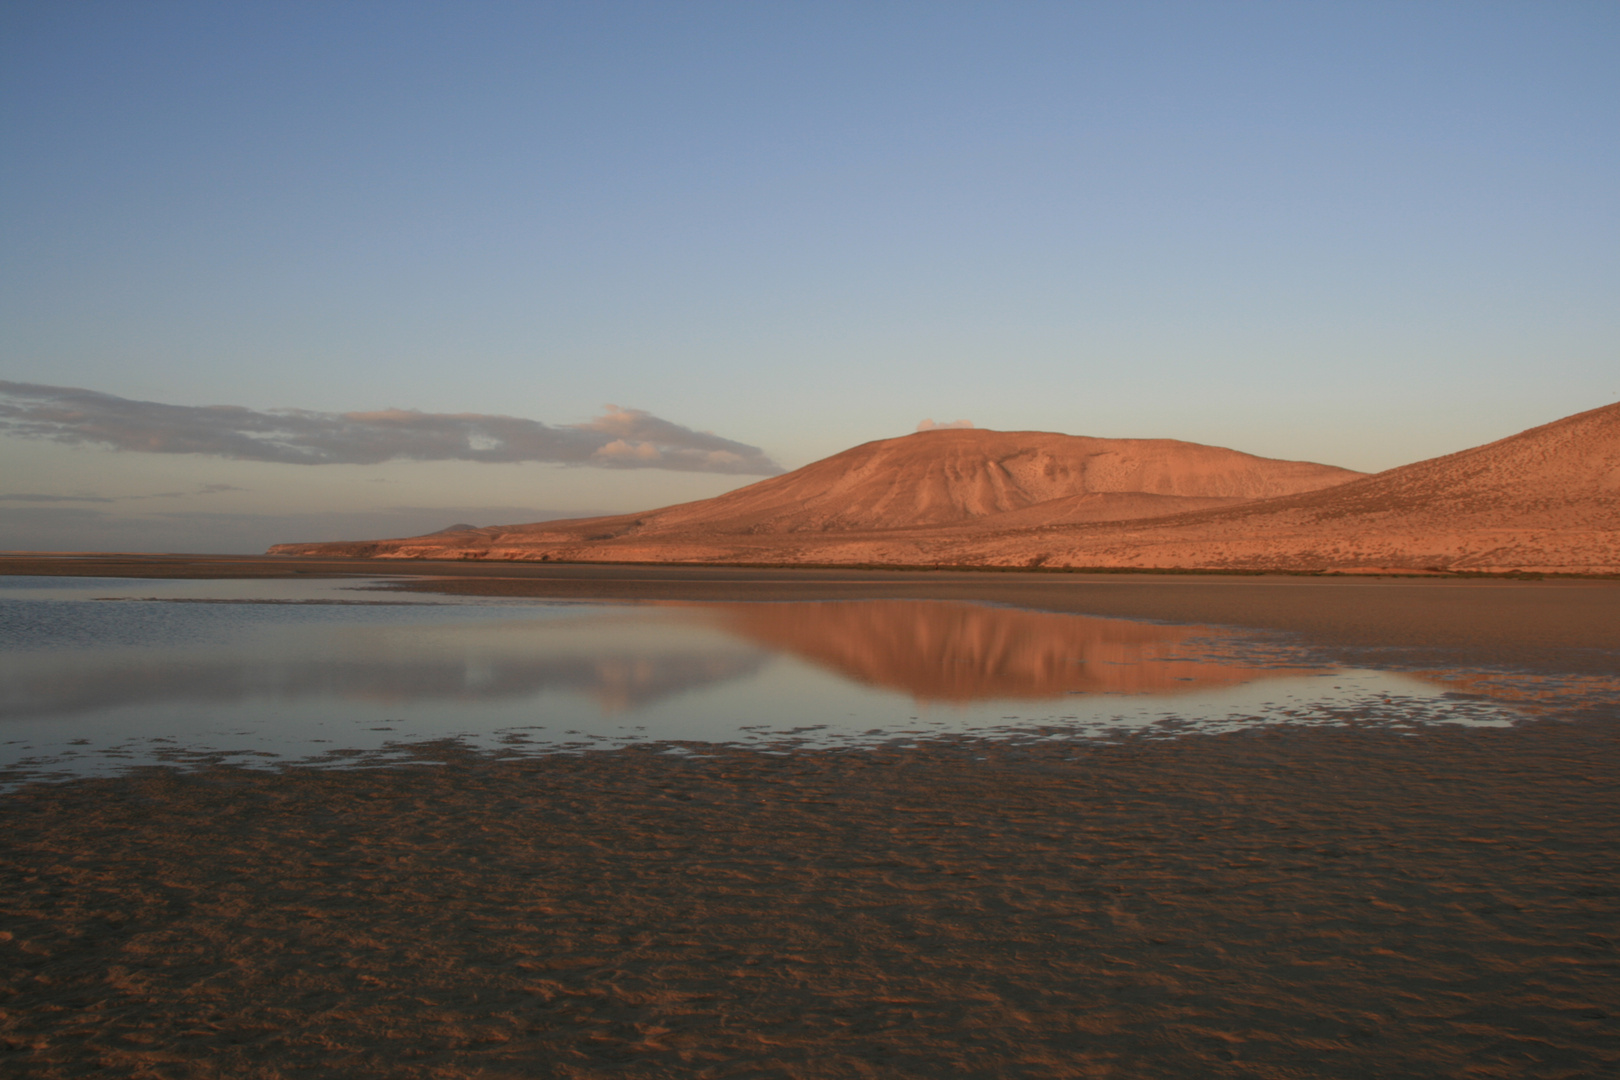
<box><xmin>552</xmin><ymin>428</ymin><xmax>1364</xmax><ymax>533</ymax></box>
<box><xmin>269</xmin><ymin>403</ymin><xmax>1619</xmax><ymax>573</ymax></box>
<box><xmin>269</xmin><ymin>428</ymin><xmax>1361</xmax><ymax>559</ymax></box>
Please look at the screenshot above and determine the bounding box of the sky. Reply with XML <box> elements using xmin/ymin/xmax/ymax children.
<box><xmin>2</xmin><ymin>1</ymin><xmax>1617</xmax><ymax>553</ymax></box>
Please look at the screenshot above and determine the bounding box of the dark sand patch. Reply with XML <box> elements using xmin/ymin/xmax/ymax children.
<box><xmin>4</xmin><ymin>723</ymin><xmax>1618</xmax><ymax>1078</ymax></box>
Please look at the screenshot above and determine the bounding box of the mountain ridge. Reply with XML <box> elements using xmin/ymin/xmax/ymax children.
<box><xmin>271</xmin><ymin>428</ymin><xmax>1361</xmax><ymax>556</ymax></box>
<box><xmin>268</xmin><ymin>403</ymin><xmax>1620</xmax><ymax>574</ymax></box>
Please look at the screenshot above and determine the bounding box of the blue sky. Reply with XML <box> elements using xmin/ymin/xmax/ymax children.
<box><xmin>3</xmin><ymin>1</ymin><xmax>1617</xmax><ymax>551</ymax></box>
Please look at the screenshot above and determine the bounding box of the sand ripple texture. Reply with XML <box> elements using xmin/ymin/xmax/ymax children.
<box><xmin>3</xmin><ymin>723</ymin><xmax>1618</xmax><ymax>1079</ymax></box>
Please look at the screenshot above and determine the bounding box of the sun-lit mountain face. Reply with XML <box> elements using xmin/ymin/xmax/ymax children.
<box><xmin>583</xmin><ymin>428</ymin><xmax>1365</xmax><ymax>534</ymax></box>
<box><xmin>269</xmin><ymin>401</ymin><xmax>1620</xmax><ymax>574</ymax></box>
<box><xmin>994</xmin><ymin>399</ymin><xmax>1620</xmax><ymax>575</ymax></box>
<box><xmin>268</xmin><ymin>427</ymin><xmax>1360</xmax><ymax>557</ymax></box>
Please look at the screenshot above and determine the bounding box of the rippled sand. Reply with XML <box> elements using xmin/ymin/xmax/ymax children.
<box><xmin>4</xmin><ymin>720</ymin><xmax>1616</xmax><ymax>1078</ymax></box>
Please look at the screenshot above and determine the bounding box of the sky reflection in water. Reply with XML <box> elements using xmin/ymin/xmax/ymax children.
<box><xmin>0</xmin><ymin>576</ymin><xmax>1529</xmax><ymax>781</ymax></box>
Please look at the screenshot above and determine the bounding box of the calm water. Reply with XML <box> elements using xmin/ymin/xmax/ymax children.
<box><xmin>0</xmin><ymin>575</ymin><xmax>1535</xmax><ymax>783</ymax></box>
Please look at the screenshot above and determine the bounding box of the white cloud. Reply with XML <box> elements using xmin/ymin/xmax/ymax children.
<box><xmin>592</xmin><ymin>438</ymin><xmax>664</xmax><ymax>463</ymax></box>
<box><xmin>916</xmin><ymin>418</ymin><xmax>974</xmax><ymax>432</ymax></box>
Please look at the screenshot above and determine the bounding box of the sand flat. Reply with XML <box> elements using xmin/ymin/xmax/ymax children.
<box><xmin>3</xmin><ymin>726</ymin><xmax>1618</xmax><ymax>1078</ymax></box>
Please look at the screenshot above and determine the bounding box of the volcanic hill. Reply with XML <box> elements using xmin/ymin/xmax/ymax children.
<box><xmin>270</xmin><ymin>403</ymin><xmax>1619</xmax><ymax>573</ymax></box>
<box><xmin>269</xmin><ymin>428</ymin><xmax>1360</xmax><ymax>561</ymax></box>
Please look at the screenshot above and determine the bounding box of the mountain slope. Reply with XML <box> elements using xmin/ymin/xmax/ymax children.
<box><xmin>269</xmin><ymin>428</ymin><xmax>1361</xmax><ymax>558</ymax></box>
<box><xmin>268</xmin><ymin>403</ymin><xmax>1619</xmax><ymax>573</ymax></box>
<box><xmin>602</xmin><ymin>429</ymin><xmax>1363</xmax><ymax>533</ymax></box>
<box><xmin>928</xmin><ymin>400</ymin><xmax>1620</xmax><ymax>573</ymax></box>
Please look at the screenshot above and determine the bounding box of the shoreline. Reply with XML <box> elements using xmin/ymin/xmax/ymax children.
<box><xmin>6</xmin><ymin>549</ymin><xmax>1618</xmax><ymax>579</ymax></box>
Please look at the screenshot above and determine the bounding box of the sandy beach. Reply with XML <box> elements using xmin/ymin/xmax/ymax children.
<box><xmin>2</xmin><ymin>557</ymin><xmax>1618</xmax><ymax>1076</ymax></box>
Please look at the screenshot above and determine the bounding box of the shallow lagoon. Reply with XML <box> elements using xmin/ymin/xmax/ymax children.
<box><xmin>0</xmin><ymin>574</ymin><xmax>1534</xmax><ymax>782</ymax></box>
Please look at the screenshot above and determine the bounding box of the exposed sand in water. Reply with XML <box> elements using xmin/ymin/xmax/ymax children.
<box><xmin>2</xmin><ymin>556</ymin><xmax>1617</xmax><ymax>1076</ymax></box>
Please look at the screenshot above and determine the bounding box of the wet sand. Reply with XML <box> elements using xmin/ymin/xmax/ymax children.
<box><xmin>3</xmin><ymin>555</ymin><xmax>1618</xmax><ymax>1076</ymax></box>
<box><xmin>4</xmin><ymin>726</ymin><xmax>1618</xmax><ymax>1078</ymax></box>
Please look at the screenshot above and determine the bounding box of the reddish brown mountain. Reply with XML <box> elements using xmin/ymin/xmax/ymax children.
<box><xmin>269</xmin><ymin>429</ymin><xmax>1360</xmax><ymax>559</ymax></box>
<box><xmin>591</xmin><ymin>429</ymin><xmax>1364</xmax><ymax>532</ymax></box>
<box><xmin>269</xmin><ymin>402</ymin><xmax>1619</xmax><ymax>573</ymax></box>
<box><xmin>970</xmin><ymin>399</ymin><xmax>1619</xmax><ymax>574</ymax></box>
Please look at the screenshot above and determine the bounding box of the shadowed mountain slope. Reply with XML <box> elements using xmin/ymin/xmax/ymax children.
<box><xmin>270</xmin><ymin>428</ymin><xmax>1360</xmax><ymax>558</ymax></box>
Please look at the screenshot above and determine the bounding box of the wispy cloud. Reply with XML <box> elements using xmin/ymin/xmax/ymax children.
<box><xmin>916</xmin><ymin>418</ymin><xmax>974</xmax><ymax>432</ymax></box>
<box><xmin>0</xmin><ymin>493</ymin><xmax>116</xmax><ymax>503</ymax></box>
<box><xmin>0</xmin><ymin>382</ymin><xmax>782</xmax><ymax>475</ymax></box>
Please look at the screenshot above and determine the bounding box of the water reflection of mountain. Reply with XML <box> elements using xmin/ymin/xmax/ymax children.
<box><xmin>2</xmin><ymin>599</ymin><xmax>1297</xmax><ymax>722</ymax></box>
<box><xmin>698</xmin><ymin>600</ymin><xmax>1285</xmax><ymax>702</ymax></box>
